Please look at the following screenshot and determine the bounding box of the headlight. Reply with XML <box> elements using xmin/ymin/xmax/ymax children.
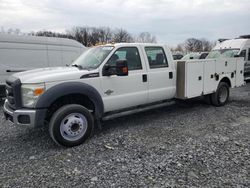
<box><xmin>21</xmin><ymin>83</ymin><xmax>46</xmax><ymax>108</ymax></box>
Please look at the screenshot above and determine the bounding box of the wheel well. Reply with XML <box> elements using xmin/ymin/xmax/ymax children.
<box><xmin>220</xmin><ymin>77</ymin><xmax>231</xmax><ymax>87</ymax></box>
<box><xmin>45</xmin><ymin>93</ymin><xmax>95</xmax><ymax>123</ymax></box>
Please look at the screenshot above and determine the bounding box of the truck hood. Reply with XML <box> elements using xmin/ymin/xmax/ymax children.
<box><xmin>13</xmin><ymin>67</ymin><xmax>92</xmax><ymax>83</ymax></box>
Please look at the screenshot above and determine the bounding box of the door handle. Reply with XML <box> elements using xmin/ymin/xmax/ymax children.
<box><xmin>169</xmin><ymin>72</ymin><xmax>173</xmax><ymax>79</ymax></box>
<box><xmin>142</xmin><ymin>74</ymin><xmax>147</xmax><ymax>82</ymax></box>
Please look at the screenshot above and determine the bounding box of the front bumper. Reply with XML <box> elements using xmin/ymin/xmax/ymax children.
<box><xmin>3</xmin><ymin>100</ymin><xmax>47</xmax><ymax>127</ymax></box>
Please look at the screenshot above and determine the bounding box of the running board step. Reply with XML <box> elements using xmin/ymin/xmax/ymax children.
<box><xmin>102</xmin><ymin>101</ymin><xmax>175</xmax><ymax>121</ymax></box>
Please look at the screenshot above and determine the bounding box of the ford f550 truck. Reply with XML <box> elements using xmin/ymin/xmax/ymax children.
<box><xmin>3</xmin><ymin>43</ymin><xmax>245</xmax><ymax>147</ymax></box>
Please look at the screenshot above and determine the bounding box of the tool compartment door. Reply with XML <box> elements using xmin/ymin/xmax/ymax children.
<box><xmin>203</xmin><ymin>59</ymin><xmax>217</xmax><ymax>94</ymax></box>
<box><xmin>216</xmin><ymin>58</ymin><xmax>236</xmax><ymax>74</ymax></box>
<box><xmin>186</xmin><ymin>61</ymin><xmax>203</xmax><ymax>98</ymax></box>
<box><xmin>236</xmin><ymin>58</ymin><xmax>245</xmax><ymax>87</ymax></box>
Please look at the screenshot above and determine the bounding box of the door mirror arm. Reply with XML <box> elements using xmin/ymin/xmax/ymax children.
<box><xmin>103</xmin><ymin>65</ymin><xmax>116</xmax><ymax>76</ymax></box>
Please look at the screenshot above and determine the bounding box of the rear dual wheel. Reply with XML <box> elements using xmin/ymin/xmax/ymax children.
<box><xmin>205</xmin><ymin>82</ymin><xmax>230</xmax><ymax>106</ymax></box>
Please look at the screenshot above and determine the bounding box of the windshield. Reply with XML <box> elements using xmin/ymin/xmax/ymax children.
<box><xmin>72</xmin><ymin>46</ymin><xmax>114</xmax><ymax>69</ymax></box>
<box><xmin>182</xmin><ymin>53</ymin><xmax>200</xmax><ymax>60</ymax></box>
<box><xmin>206</xmin><ymin>49</ymin><xmax>240</xmax><ymax>59</ymax></box>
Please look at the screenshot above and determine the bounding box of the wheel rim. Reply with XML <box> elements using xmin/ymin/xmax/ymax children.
<box><xmin>60</xmin><ymin>113</ymin><xmax>88</xmax><ymax>142</ymax></box>
<box><xmin>218</xmin><ymin>86</ymin><xmax>228</xmax><ymax>103</ymax></box>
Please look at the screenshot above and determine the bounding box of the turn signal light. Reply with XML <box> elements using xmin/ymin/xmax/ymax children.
<box><xmin>122</xmin><ymin>67</ymin><xmax>128</xmax><ymax>73</ymax></box>
<box><xmin>33</xmin><ymin>88</ymin><xmax>45</xmax><ymax>96</ymax></box>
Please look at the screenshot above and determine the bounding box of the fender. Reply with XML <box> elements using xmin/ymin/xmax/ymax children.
<box><xmin>218</xmin><ymin>75</ymin><xmax>232</xmax><ymax>88</ymax></box>
<box><xmin>35</xmin><ymin>82</ymin><xmax>104</xmax><ymax>118</ymax></box>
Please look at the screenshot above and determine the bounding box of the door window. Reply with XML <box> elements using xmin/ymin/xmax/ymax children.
<box><xmin>239</xmin><ymin>50</ymin><xmax>246</xmax><ymax>60</ymax></box>
<box><xmin>199</xmin><ymin>52</ymin><xmax>208</xmax><ymax>59</ymax></box>
<box><xmin>106</xmin><ymin>47</ymin><xmax>142</xmax><ymax>70</ymax></box>
<box><xmin>145</xmin><ymin>47</ymin><xmax>168</xmax><ymax>68</ymax></box>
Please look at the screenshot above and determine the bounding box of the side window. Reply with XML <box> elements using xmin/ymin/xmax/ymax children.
<box><xmin>106</xmin><ymin>47</ymin><xmax>142</xmax><ymax>70</ymax></box>
<box><xmin>239</xmin><ymin>50</ymin><xmax>246</xmax><ymax>60</ymax></box>
<box><xmin>248</xmin><ymin>49</ymin><xmax>250</xmax><ymax>61</ymax></box>
<box><xmin>199</xmin><ymin>53</ymin><xmax>208</xmax><ymax>59</ymax></box>
<box><xmin>145</xmin><ymin>47</ymin><xmax>168</xmax><ymax>69</ymax></box>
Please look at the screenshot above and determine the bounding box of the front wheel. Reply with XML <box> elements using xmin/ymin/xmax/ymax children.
<box><xmin>49</xmin><ymin>104</ymin><xmax>94</xmax><ymax>147</ymax></box>
<box><xmin>211</xmin><ymin>82</ymin><xmax>230</xmax><ymax>107</ymax></box>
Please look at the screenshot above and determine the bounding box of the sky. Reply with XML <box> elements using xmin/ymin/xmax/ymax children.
<box><xmin>0</xmin><ymin>0</ymin><xmax>250</xmax><ymax>46</ymax></box>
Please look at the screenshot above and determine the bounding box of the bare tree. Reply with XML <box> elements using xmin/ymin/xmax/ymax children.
<box><xmin>184</xmin><ymin>38</ymin><xmax>203</xmax><ymax>52</ymax></box>
<box><xmin>14</xmin><ymin>28</ymin><xmax>21</xmax><ymax>35</ymax></box>
<box><xmin>89</xmin><ymin>27</ymin><xmax>101</xmax><ymax>46</ymax></box>
<box><xmin>69</xmin><ymin>26</ymin><xmax>111</xmax><ymax>46</ymax></box>
<box><xmin>28</xmin><ymin>26</ymin><xmax>157</xmax><ymax>47</ymax></box>
<box><xmin>68</xmin><ymin>27</ymin><xmax>90</xmax><ymax>46</ymax></box>
<box><xmin>99</xmin><ymin>27</ymin><xmax>112</xmax><ymax>44</ymax></box>
<box><xmin>112</xmin><ymin>28</ymin><xmax>134</xmax><ymax>43</ymax></box>
<box><xmin>136</xmin><ymin>32</ymin><xmax>157</xmax><ymax>43</ymax></box>
<box><xmin>182</xmin><ymin>38</ymin><xmax>216</xmax><ymax>52</ymax></box>
<box><xmin>0</xmin><ymin>27</ymin><xmax>22</xmax><ymax>35</ymax></box>
<box><xmin>200</xmin><ymin>38</ymin><xmax>215</xmax><ymax>51</ymax></box>
<box><xmin>175</xmin><ymin>44</ymin><xmax>184</xmax><ymax>52</ymax></box>
<box><xmin>35</xmin><ymin>30</ymin><xmax>74</xmax><ymax>39</ymax></box>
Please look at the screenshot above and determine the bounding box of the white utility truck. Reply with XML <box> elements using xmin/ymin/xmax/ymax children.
<box><xmin>3</xmin><ymin>43</ymin><xmax>245</xmax><ymax>147</ymax></box>
<box><xmin>0</xmin><ymin>34</ymin><xmax>86</xmax><ymax>97</ymax></box>
<box><xmin>207</xmin><ymin>35</ymin><xmax>250</xmax><ymax>79</ymax></box>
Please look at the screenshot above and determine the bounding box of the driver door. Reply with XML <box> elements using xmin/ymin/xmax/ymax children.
<box><xmin>100</xmin><ymin>46</ymin><xmax>148</xmax><ymax>113</ymax></box>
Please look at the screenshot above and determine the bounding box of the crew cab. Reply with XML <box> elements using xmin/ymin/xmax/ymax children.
<box><xmin>3</xmin><ymin>43</ymin><xmax>245</xmax><ymax>147</ymax></box>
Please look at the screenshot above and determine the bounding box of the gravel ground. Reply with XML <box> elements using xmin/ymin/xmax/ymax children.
<box><xmin>0</xmin><ymin>83</ymin><xmax>250</xmax><ymax>188</ymax></box>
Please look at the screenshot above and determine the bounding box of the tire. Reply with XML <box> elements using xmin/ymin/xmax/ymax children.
<box><xmin>49</xmin><ymin>104</ymin><xmax>94</xmax><ymax>147</ymax></box>
<box><xmin>211</xmin><ymin>82</ymin><xmax>230</xmax><ymax>107</ymax></box>
<box><xmin>204</xmin><ymin>94</ymin><xmax>212</xmax><ymax>105</ymax></box>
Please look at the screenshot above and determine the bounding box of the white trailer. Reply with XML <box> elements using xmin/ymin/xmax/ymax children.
<box><xmin>0</xmin><ymin>34</ymin><xmax>86</xmax><ymax>97</ymax></box>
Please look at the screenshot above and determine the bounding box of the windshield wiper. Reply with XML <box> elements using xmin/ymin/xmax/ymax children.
<box><xmin>85</xmin><ymin>66</ymin><xmax>98</xmax><ymax>70</ymax></box>
<box><xmin>71</xmin><ymin>64</ymin><xmax>83</xmax><ymax>69</ymax></box>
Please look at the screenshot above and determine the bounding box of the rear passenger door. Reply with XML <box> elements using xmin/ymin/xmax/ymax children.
<box><xmin>144</xmin><ymin>46</ymin><xmax>176</xmax><ymax>103</ymax></box>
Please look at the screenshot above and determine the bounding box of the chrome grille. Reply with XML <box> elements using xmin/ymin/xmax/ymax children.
<box><xmin>5</xmin><ymin>77</ymin><xmax>22</xmax><ymax>109</ymax></box>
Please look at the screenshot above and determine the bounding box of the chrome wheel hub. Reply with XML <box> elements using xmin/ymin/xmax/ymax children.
<box><xmin>60</xmin><ymin>113</ymin><xmax>88</xmax><ymax>141</ymax></box>
<box><xmin>219</xmin><ymin>86</ymin><xmax>228</xmax><ymax>103</ymax></box>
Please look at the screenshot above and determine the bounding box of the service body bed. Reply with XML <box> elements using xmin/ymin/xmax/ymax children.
<box><xmin>176</xmin><ymin>58</ymin><xmax>245</xmax><ymax>99</ymax></box>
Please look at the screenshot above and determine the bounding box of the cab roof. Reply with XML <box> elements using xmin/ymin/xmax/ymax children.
<box><xmin>104</xmin><ymin>43</ymin><xmax>167</xmax><ymax>48</ymax></box>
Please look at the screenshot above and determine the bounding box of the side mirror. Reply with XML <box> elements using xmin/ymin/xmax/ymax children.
<box><xmin>190</xmin><ymin>57</ymin><xmax>194</xmax><ymax>59</ymax></box>
<box><xmin>234</xmin><ymin>54</ymin><xmax>240</xmax><ymax>57</ymax></box>
<box><xmin>116</xmin><ymin>60</ymin><xmax>128</xmax><ymax>76</ymax></box>
<box><xmin>103</xmin><ymin>60</ymin><xmax>128</xmax><ymax>76</ymax></box>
